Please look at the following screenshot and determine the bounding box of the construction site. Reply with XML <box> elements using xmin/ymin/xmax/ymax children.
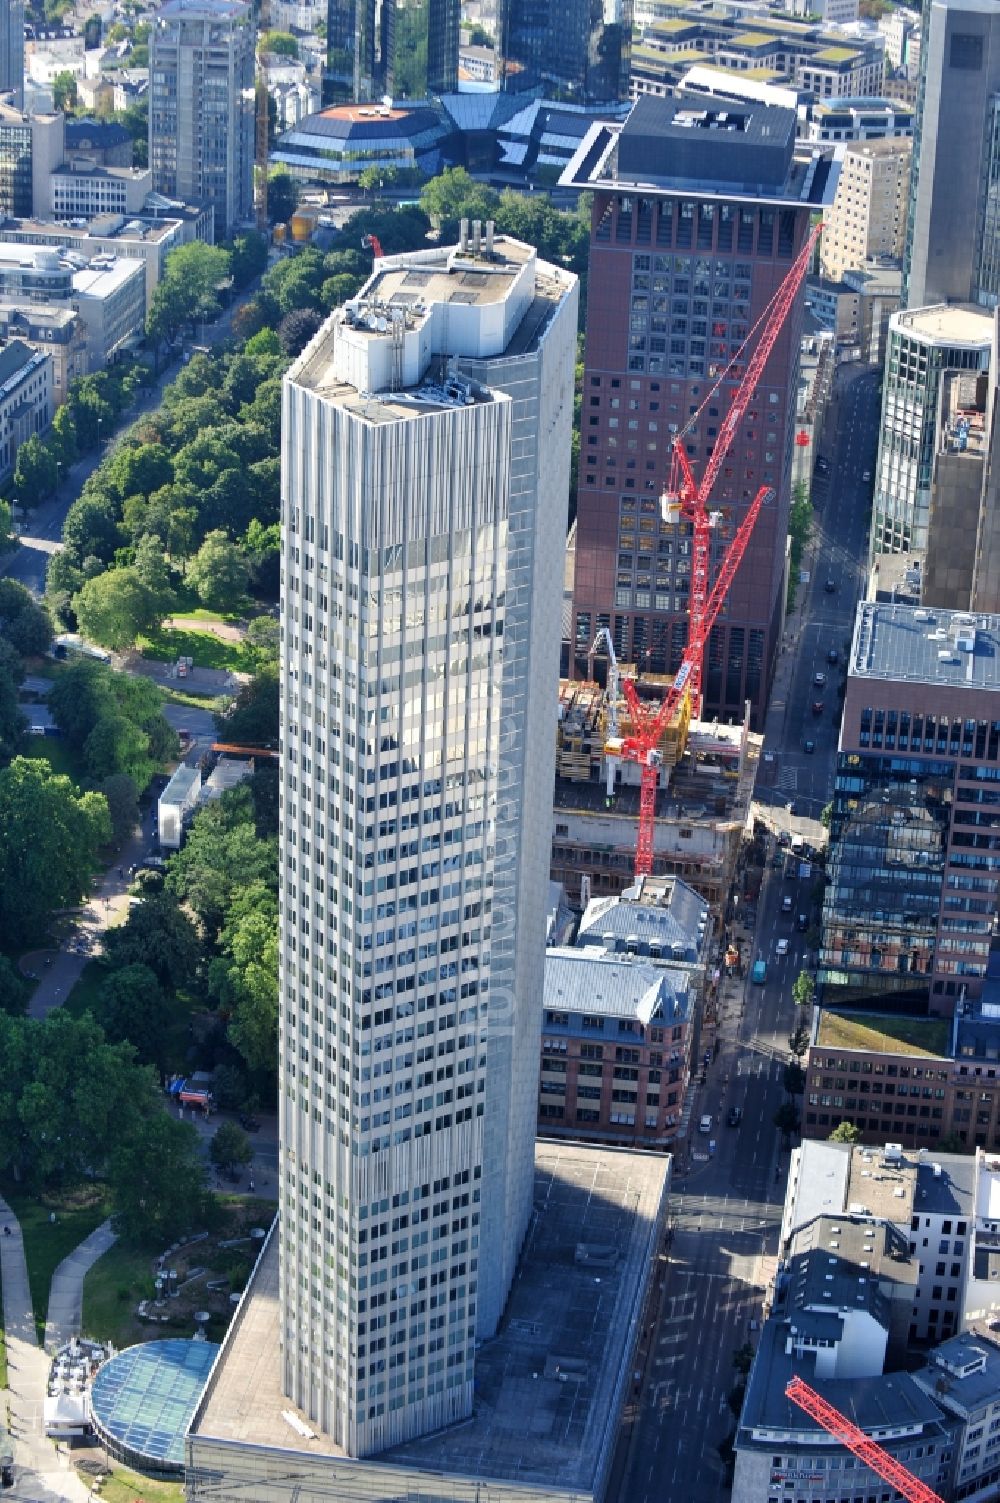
<box><xmin>552</xmin><ymin>671</ymin><xmax>761</xmax><ymax>913</ymax></box>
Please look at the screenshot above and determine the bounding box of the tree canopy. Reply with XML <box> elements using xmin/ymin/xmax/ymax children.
<box><xmin>0</xmin><ymin>758</ymin><xmax>109</xmax><ymax>944</ymax></box>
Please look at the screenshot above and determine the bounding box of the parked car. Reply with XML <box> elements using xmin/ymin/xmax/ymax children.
<box><xmin>827</xmin><ymin>648</ymin><xmax>839</xmax><ymax>665</ymax></box>
<box><xmin>727</xmin><ymin>1106</ymin><xmax>743</xmax><ymax>1127</ymax></box>
<box><xmin>239</xmin><ymin>1114</ymin><xmax>261</xmax><ymax>1132</ymax></box>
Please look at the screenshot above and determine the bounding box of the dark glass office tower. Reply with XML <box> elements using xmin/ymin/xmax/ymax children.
<box><xmin>500</xmin><ymin>0</ymin><xmax>632</xmax><ymax>104</ymax></box>
<box><xmin>326</xmin><ymin>0</ymin><xmax>378</xmax><ymax>102</ymax></box>
<box><xmin>327</xmin><ymin>0</ymin><xmax>458</xmax><ymax>101</ymax></box>
<box><xmin>391</xmin><ymin>0</ymin><xmax>460</xmax><ymax>97</ymax></box>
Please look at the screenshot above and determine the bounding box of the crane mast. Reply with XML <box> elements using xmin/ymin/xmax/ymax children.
<box><xmin>608</xmin><ymin>220</ymin><xmax>822</xmax><ymax>877</ymax></box>
<box><xmin>785</xmin><ymin>1377</ymin><xmax>947</xmax><ymax>1503</ymax></box>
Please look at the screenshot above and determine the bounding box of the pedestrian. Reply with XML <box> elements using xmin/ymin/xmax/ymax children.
<box><xmin>249</xmin><ymin>1178</ymin><xmax>255</xmax><ymax>1193</ymax></box>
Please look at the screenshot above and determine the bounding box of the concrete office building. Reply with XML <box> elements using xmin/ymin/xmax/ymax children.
<box><xmin>820</xmin><ymin>136</ymin><xmax>911</xmax><ymax>283</ymax></box>
<box><xmin>50</xmin><ymin>162</ymin><xmax>153</xmax><ymax>219</ymax></box>
<box><xmin>499</xmin><ymin>0</ymin><xmax>633</xmax><ymax>104</ymax></box>
<box><xmin>0</xmin><ymin>104</ymin><xmax>62</xmax><ymax>217</ymax></box>
<box><xmin>0</xmin><ymin>0</ymin><xmax>23</xmax><ymax>110</ymax></box>
<box><xmin>904</xmin><ymin>0</ymin><xmax>1000</xmax><ymax>310</ymax></box>
<box><xmin>872</xmin><ymin>303</ymin><xmax>991</xmax><ymax>557</ymax></box>
<box><xmin>803</xmin><ymin>94</ymin><xmax>914</xmax><ymax>142</ymax></box>
<box><xmin>273</xmin><ymin>232</ymin><xmax>576</xmax><ymax>1454</ymax></box>
<box><xmin>819</xmin><ymin>600</ymin><xmax>1000</xmax><ymax>1014</ymax></box>
<box><xmin>149</xmin><ymin>0</ymin><xmax>254</xmax><ymax>239</ymax></box>
<box><xmin>561</xmin><ymin>95</ymin><xmax>839</xmax><ymax>727</ymax></box>
<box><xmin>0</xmin><ymin>243</ymin><xmax>145</xmax><ymax>366</ymax></box>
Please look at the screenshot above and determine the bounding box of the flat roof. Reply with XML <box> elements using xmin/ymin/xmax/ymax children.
<box><xmin>190</xmin><ymin>1142</ymin><xmax>668</xmax><ymax>1495</ymax></box>
<box><xmin>850</xmin><ymin>601</ymin><xmax>1000</xmax><ymax>693</ymax></box>
<box><xmin>816</xmin><ymin>1008</ymin><xmax>950</xmax><ymax>1057</ymax></box>
<box><xmin>0</xmin><ymin>214</ymin><xmax>179</xmax><ymax>244</ymax></box>
<box><xmin>72</xmin><ymin>258</ymin><xmax>144</xmax><ymax>296</ymax></box>
<box><xmin>916</xmin><ymin>1334</ymin><xmax>1000</xmax><ymax>1414</ymax></box>
<box><xmin>893</xmin><ymin>302</ymin><xmax>993</xmax><ymax>347</ymax></box>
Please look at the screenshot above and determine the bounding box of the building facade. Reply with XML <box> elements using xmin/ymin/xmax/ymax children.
<box><xmin>562</xmin><ymin>95</ymin><xmax>837</xmax><ymax>728</ymax></box>
<box><xmin>499</xmin><ymin>0</ymin><xmax>633</xmax><ymax>104</ymax></box>
<box><xmin>820</xmin><ymin>136</ymin><xmax>911</xmax><ymax>283</ymax></box>
<box><xmin>0</xmin><ymin>0</ymin><xmax>24</xmax><ymax>110</ymax></box>
<box><xmin>0</xmin><ymin>339</ymin><xmax>50</xmax><ymax>481</ymax></box>
<box><xmin>803</xmin><ymin>94</ymin><xmax>915</xmax><ymax>142</ymax></box>
<box><xmin>0</xmin><ymin>104</ymin><xmax>63</xmax><ymax>217</ymax></box>
<box><xmin>279</xmin><ymin>235</ymin><xmax>577</xmax><ymax>1455</ymax></box>
<box><xmin>325</xmin><ymin>0</ymin><xmax>459</xmax><ymax>103</ymax></box>
<box><xmin>904</xmin><ymin>0</ymin><xmax>1000</xmax><ymax>310</ymax></box>
<box><xmin>820</xmin><ymin>601</ymin><xmax>1000</xmax><ymax>1014</ymax></box>
<box><xmin>872</xmin><ymin>304</ymin><xmax>991</xmax><ymax>557</ymax></box>
<box><xmin>149</xmin><ymin>0</ymin><xmax>254</xmax><ymax>239</ymax></box>
<box><xmin>50</xmin><ymin>163</ymin><xmax>152</xmax><ymax>219</ymax></box>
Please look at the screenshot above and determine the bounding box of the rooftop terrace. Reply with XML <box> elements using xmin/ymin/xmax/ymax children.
<box><xmin>816</xmin><ymin>1009</ymin><xmax>950</xmax><ymax>1058</ymax></box>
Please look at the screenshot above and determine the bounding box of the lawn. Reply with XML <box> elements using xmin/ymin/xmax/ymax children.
<box><xmin>138</xmin><ymin>626</ymin><xmax>244</xmax><ymax>675</ymax></box>
<box><xmin>20</xmin><ymin>736</ymin><xmax>84</xmax><ymax>782</ymax></box>
<box><xmin>62</xmin><ymin>960</ymin><xmax>108</xmax><ymax>1021</ymax></box>
<box><xmin>81</xmin><ymin>1240</ymin><xmax>157</xmax><ymax>1349</ymax></box>
<box><xmin>817</xmin><ymin>1010</ymin><xmax>950</xmax><ymax>1058</ymax></box>
<box><xmin>4</xmin><ymin>1184</ymin><xmax>112</xmax><ymax>1342</ymax></box>
<box><xmin>159</xmin><ymin>685</ymin><xmax>227</xmax><ymax>710</ymax></box>
<box><xmin>87</xmin><ymin>1464</ymin><xmax>185</xmax><ymax>1503</ymax></box>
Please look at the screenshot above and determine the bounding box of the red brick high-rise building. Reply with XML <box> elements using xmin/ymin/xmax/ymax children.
<box><xmin>562</xmin><ymin>95</ymin><xmax>839</xmax><ymax>727</ymax></box>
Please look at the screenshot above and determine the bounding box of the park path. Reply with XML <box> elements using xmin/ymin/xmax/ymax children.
<box><xmin>0</xmin><ymin>1195</ymin><xmax>90</xmax><ymax>1503</ymax></box>
<box><xmin>43</xmin><ymin>1221</ymin><xmax>117</xmax><ymax>1353</ymax></box>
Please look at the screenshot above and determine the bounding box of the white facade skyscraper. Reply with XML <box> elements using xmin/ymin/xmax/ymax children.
<box><xmin>278</xmin><ymin>233</ymin><xmax>578</xmax><ymax>1457</ymax></box>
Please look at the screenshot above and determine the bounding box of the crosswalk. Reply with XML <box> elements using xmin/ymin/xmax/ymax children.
<box><xmin>776</xmin><ymin>765</ymin><xmax>798</xmax><ymax>792</ymax></box>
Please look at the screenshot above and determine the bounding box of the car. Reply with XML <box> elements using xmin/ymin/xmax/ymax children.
<box><xmin>775</xmin><ymin>938</ymin><xmax>790</xmax><ymax>957</ymax></box>
<box><xmin>699</xmin><ymin>1114</ymin><xmax>713</xmax><ymax>1134</ymax></box>
<box><xmin>827</xmin><ymin>648</ymin><xmax>839</xmax><ymax>665</ymax></box>
<box><xmin>797</xmin><ymin>913</ymin><xmax>809</xmax><ymax>931</ymax></box>
<box><xmin>789</xmin><ymin>799</ymin><xmax>800</xmax><ymax>815</ymax></box>
<box><xmin>813</xmin><ymin>671</ymin><xmax>826</xmax><ymax>687</ymax></box>
<box><xmin>804</xmin><ymin>738</ymin><xmax>816</xmax><ymax>754</ymax></box>
<box><xmin>763</xmin><ymin>749</ymin><xmax>775</xmax><ymax>763</ymax></box>
<box><xmin>815</xmin><ymin>456</ymin><xmax>830</xmax><ymax>474</ymax></box>
<box><xmin>239</xmin><ymin>1114</ymin><xmax>261</xmax><ymax>1132</ymax></box>
<box><xmin>812</xmin><ymin>699</ymin><xmax>825</xmax><ymax>715</ymax></box>
<box><xmin>863</xmin><ymin>469</ymin><xmax>871</xmax><ymax>481</ymax></box>
<box><xmin>751</xmin><ymin>959</ymin><xmax>767</xmax><ymax>984</ymax></box>
<box><xmin>727</xmin><ymin>1106</ymin><xmax>743</xmax><ymax>1127</ymax></box>
<box><xmin>778</xmin><ymin>829</ymin><xmax>791</xmax><ymax>846</ymax></box>
<box><xmin>824</xmin><ymin>578</ymin><xmax>837</xmax><ymax>593</ymax></box>
<box><xmin>781</xmin><ymin>896</ymin><xmax>793</xmax><ymax>913</ymax></box>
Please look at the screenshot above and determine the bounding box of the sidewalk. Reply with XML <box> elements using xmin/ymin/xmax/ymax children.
<box><xmin>43</xmin><ymin>1221</ymin><xmax>117</xmax><ymax>1353</ymax></box>
<box><xmin>20</xmin><ymin>822</ymin><xmax>149</xmax><ymax>1019</ymax></box>
<box><xmin>0</xmin><ymin>1195</ymin><xmax>90</xmax><ymax>1503</ymax></box>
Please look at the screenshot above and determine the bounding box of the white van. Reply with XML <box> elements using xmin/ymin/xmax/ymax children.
<box><xmin>699</xmin><ymin>1114</ymin><xmax>713</xmax><ymax>1134</ymax></box>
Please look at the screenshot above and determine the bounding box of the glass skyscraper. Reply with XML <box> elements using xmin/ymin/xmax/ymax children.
<box><xmin>500</xmin><ymin>0</ymin><xmax>633</xmax><ymax>104</ymax></box>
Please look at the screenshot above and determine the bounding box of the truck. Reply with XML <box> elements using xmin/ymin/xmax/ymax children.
<box><xmin>751</xmin><ymin>959</ymin><xmax>767</xmax><ymax>985</ymax></box>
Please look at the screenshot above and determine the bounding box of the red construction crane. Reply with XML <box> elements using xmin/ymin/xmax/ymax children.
<box><xmin>363</xmin><ymin>233</ymin><xmax>385</xmax><ymax>260</ymax></box>
<box><xmin>785</xmin><ymin>1377</ymin><xmax>946</xmax><ymax>1503</ymax></box>
<box><xmin>607</xmin><ymin>221</ymin><xmax>821</xmax><ymax>878</ymax></box>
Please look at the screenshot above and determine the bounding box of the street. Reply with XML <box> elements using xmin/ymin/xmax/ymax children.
<box><xmin>613</xmin><ymin>363</ymin><xmax>881</xmax><ymax>1503</ymax></box>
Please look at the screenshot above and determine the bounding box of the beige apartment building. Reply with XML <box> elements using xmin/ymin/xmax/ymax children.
<box><xmin>821</xmin><ymin>136</ymin><xmax>911</xmax><ymax>282</ymax></box>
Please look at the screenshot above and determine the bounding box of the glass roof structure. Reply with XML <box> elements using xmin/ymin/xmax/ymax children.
<box><xmin>90</xmin><ymin>1339</ymin><xmax>220</xmax><ymax>1472</ymax></box>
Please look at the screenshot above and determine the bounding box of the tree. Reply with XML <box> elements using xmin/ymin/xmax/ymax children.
<box><xmin>268</xmin><ymin>169</ymin><xmax>299</xmax><ymax>225</ymax></box>
<box><xmin>214</xmin><ymin>898</ymin><xmax>278</xmax><ymax>1073</ymax></box>
<box><xmin>240</xmin><ymin>613</ymin><xmax>280</xmax><ymax>669</ymax></box>
<box><xmin>13</xmin><ymin>434</ymin><xmax>58</xmax><ymax>510</ymax></box>
<box><xmin>49</xmin><ymin>404</ymin><xmax>78</xmax><ymax>469</ymax></box>
<box><xmin>147</xmin><ymin>242</ymin><xmax>233</xmax><ymax>345</ymax></box>
<box><xmin>61</xmin><ymin>492</ymin><xmax>121</xmax><ymax>565</ymax></box>
<box><xmin>788</xmin><ymin>1022</ymin><xmax>810</xmax><ymax>1059</ymax></box>
<box><xmin>133</xmin><ymin>532</ymin><xmax>177</xmax><ymax>615</ymax></box>
<box><xmin>210</xmin><ymin>1119</ymin><xmax>253</xmax><ymax>1174</ymax></box>
<box><xmin>773</xmin><ymin>1102</ymin><xmax>800</xmax><ymax>1143</ymax></box>
<box><xmin>228</xmin><ymin>231</ymin><xmax>268</xmax><ymax>290</ymax></box>
<box><xmin>187</xmin><ymin>530</ymin><xmax>250</xmax><ymax>612</ymax></box>
<box><xmin>103</xmin><ymin>894</ymin><xmax>202</xmax><ymax>991</ymax></box>
<box><xmin>783</xmin><ymin>1061</ymin><xmax>806</xmax><ymax>1097</ymax></box>
<box><xmin>0</xmin><ymin>954</ymin><xmax>29</xmax><ymax>1017</ymax></box>
<box><xmin>419</xmin><ymin>168</ymin><xmax>499</xmax><ymax>235</ymax></box>
<box><xmin>108</xmin><ymin>1111</ymin><xmax>209</xmax><ymax>1245</ymax></box>
<box><xmin>821</xmin><ymin>802</ymin><xmax>833</xmax><ymax>829</ymax></box>
<box><xmin>261</xmin><ymin>28</ymin><xmax>298</xmax><ymax>55</ymax></box>
<box><xmin>85</xmin><ymin>713</ymin><xmax>155</xmax><ymax>787</ymax></box>
<box><xmin>278</xmin><ymin>306</ymin><xmax>324</xmax><ymax>356</ymax></box>
<box><xmin>0</xmin><ymin>662</ymin><xmax>25</xmax><ymax>762</ymax></box>
<box><xmin>0</xmin><ymin>758</ymin><xmax>109</xmax><ymax>944</ymax></box>
<box><xmin>0</xmin><ymin>578</ymin><xmax>53</xmax><ymax>657</ymax></box>
<box><xmin>0</xmin><ymin>498</ymin><xmax>15</xmax><ymax>555</ymax></box>
<box><xmin>73</xmin><ymin>567</ymin><xmax>162</xmax><ymax>650</ymax></box>
<box><xmin>97</xmin><ymin>961</ymin><xmax>173</xmax><ymax>1067</ymax></box>
<box><xmin>101</xmin><ymin>772</ymin><xmax>139</xmax><ymax>847</ymax></box>
<box><xmin>168</xmin><ymin>791</ymin><xmax>277</xmax><ymax>941</ymax></box>
<box><xmin>829</xmin><ymin>1120</ymin><xmax>861</xmax><ymax>1143</ymax></box>
<box><xmin>52</xmin><ymin>69</ymin><xmax>78</xmax><ymax>111</ymax></box>
<box><xmin>105</xmin><ymin>442</ymin><xmax>174</xmax><ymax>502</ymax></box>
<box><xmin>792</xmin><ymin>971</ymin><xmax>815</xmax><ymax>1009</ymax></box>
<box><xmin>216</xmin><ymin>663</ymin><xmax>278</xmax><ymax>746</ymax></box>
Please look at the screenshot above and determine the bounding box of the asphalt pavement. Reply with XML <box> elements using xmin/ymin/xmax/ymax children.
<box><xmin>612</xmin><ymin>362</ymin><xmax>881</xmax><ymax>1503</ymax></box>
